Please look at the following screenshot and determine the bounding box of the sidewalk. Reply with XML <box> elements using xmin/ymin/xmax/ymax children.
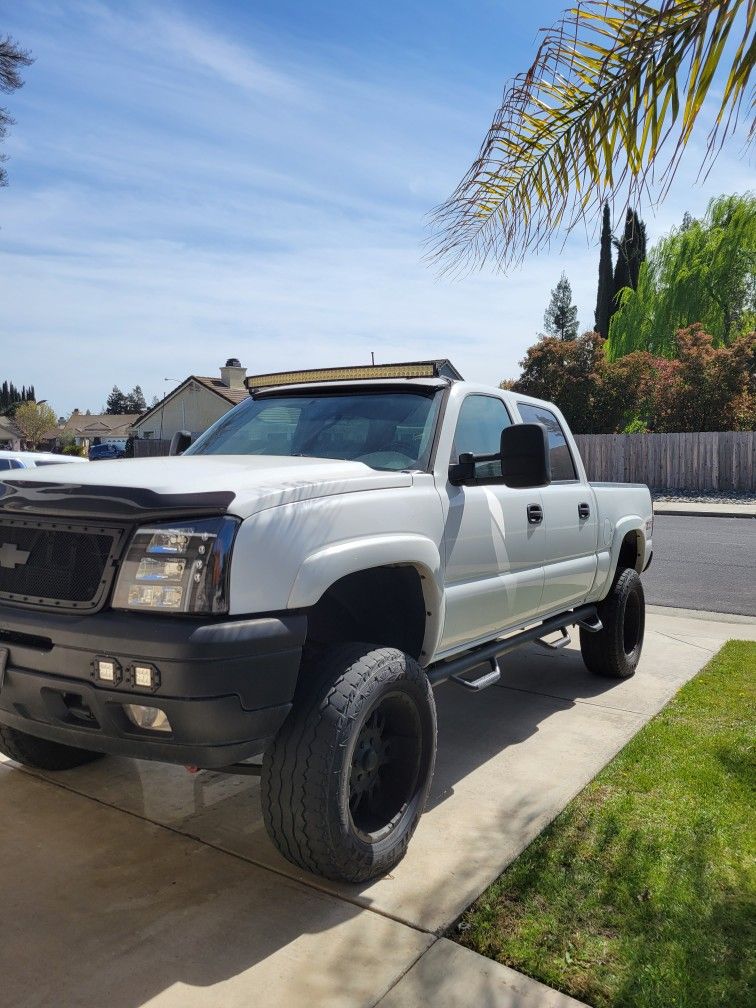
<box><xmin>2</xmin><ymin>609</ymin><xmax>754</xmax><ymax>1008</ymax></box>
<box><xmin>653</xmin><ymin>500</ymin><xmax>755</xmax><ymax>518</ymax></box>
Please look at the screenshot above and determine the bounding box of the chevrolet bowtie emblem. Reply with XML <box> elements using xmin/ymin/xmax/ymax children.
<box><xmin>0</xmin><ymin>542</ymin><xmax>31</xmax><ymax>569</ymax></box>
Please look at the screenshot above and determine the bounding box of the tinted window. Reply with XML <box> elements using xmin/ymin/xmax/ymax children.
<box><xmin>0</xmin><ymin>459</ymin><xmax>22</xmax><ymax>471</ymax></box>
<box><xmin>453</xmin><ymin>395</ymin><xmax>512</xmax><ymax>480</ymax></box>
<box><xmin>517</xmin><ymin>402</ymin><xmax>577</xmax><ymax>480</ymax></box>
<box><xmin>188</xmin><ymin>390</ymin><xmax>441</xmax><ymax>472</ymax></box>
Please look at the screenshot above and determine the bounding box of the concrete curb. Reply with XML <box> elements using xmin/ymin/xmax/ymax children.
<box><xmin>647</xmin><ymin>604</ymin><xmax>756</xmax><ymax>624</ymax></box>
<box><xmin>376</xmin><ymin>938</ymin><xmax>590</xmax><ymax>1007</ymax></box>
<box><xmin>653</xmin><ymin>502</ymin><xmax>755</xmax><ymax>519</ymax></box>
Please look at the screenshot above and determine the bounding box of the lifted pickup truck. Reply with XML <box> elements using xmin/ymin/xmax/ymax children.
<box><xmin>0</xmin><ymin>362</ymin><xmax>652</xmax><ymax>882</ymax></box>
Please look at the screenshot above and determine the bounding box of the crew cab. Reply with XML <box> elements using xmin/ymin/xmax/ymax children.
<box><xmin>0</xmin><ymin>362</ymin><xmax>652</xmax><ymax>882</ymax></box>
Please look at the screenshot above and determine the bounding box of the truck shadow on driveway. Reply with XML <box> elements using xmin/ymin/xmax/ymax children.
<box><xmin>0</xmin><ymin>642</ymin><xmax>648</xmax><ymax>1007</ymax></box>
<box><xmin>0</xmin><ymin>759</ymin><xmax>432</xmax><ymax>1008</ymax></box>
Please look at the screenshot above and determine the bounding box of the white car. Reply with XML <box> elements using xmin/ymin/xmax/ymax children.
<box><xmin>0</xmin><ymin>450</ymin><xmax>89</xmax><ymax>471</ymax></box>
<box><xmin>0</xmin><ymin>362</ymin><xmax>652</xmax><ymax>882</ymax></box>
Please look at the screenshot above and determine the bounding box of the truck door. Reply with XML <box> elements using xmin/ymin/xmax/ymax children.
<box><xmin>440</xmin><ymin>394</ymin><xmax>545</xmax><ymax>652</ymax></box>
<box><xmin>517</xmin><ymin>402</ymin><xmax>598</xmax><ymax>613</ymax></box>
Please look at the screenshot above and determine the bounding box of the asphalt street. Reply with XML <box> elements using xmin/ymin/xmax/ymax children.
<box><xmin>642</xmin><ymin>515</ymin><xmax>756</xmax><ymax>616</ymax></box>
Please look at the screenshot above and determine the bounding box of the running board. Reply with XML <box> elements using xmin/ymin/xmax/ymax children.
<box><xmin>578</xmin><ymin>614</ymin><xmax>603</xmax><ymax>633</ymax></box>
<box><xmin>535</xmin><ymin>627</ymin><xmax>571</xmax><ymax>650</ymax></box>
<box><xmin>450</xmin><ymin>658</ymin><xmax>501</xmax><ymax>692</ymax></box>
<box><xmin>428</xmin><ymin>604</ymin><xmax>599</xmax><ymax>691</ymax></box>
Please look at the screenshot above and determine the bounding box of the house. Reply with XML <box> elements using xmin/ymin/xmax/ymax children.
<box><xmin>0</xmin><ymin>415</ymin><xmax>22</xmax><ymax>450</ymax></box>
<box><xmin>132</xmin><ymin>359</ymin><xmax>249</xmax><ymax>442</ymax></box>
<box><xmin>56</xmin><ymin>411</ymin><xmax>139</xmax><ymax>451</ymax></box>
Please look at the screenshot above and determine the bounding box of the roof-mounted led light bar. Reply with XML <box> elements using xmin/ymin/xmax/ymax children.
<box><xmin>245</xmin><ymin>361</ymin><xmax>448</xmax><ymax>390</ymax></box>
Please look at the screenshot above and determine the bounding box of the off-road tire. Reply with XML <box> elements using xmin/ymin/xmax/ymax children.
<box><xmin>580</xmin><ymin>567</ymin><xmax>645</xmax><ymax>679</ymax></box>
<box><xmin>0</xmin><ymin>725</ymin><xmax>105</xmax><ymax>771</ymax></box>
<box><xmin>261</xmin><ymin>643</ymin><xmax>437</xmax><ymax>883</ymax></box>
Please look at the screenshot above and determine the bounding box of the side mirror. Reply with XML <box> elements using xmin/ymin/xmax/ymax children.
<box><xmin>169</xmin><ymin>430</ymin><xmax>192</xmax><ymax>456</ymax></box>
<box><xmin>448</xmin><ymin>451</ymin><xmax>476</xmax><ymax>486</ymax></box>
<box><xmin>500</xmin><ymin>423</ymin><xmax>551</xmax><ymax>488</ymax></box>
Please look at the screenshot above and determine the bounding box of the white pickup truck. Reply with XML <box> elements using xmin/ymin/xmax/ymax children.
<box><xmin>0</xmin><ymin>362</ymin><xmax>652</xmax><ymax>881</ymax></box>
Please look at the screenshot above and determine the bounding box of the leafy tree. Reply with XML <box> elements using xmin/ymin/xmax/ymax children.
<box><xmin>511</xmin><ymin>332</ymin><xmax>605</xmax><ymax>433</ymax></box>
<box><xmin>432</xmin><ymin>1</ymin><xmax>753</xmax><ymax>270</ymax></box>
<box><xmin>608</xmin><ymin>193</ymin><xmax>756</xmax><ymax>357</ymax></box>
<box><xmin>651</xmin><ymin>324</ymin><xmax>755</xmax><ymax>431</ymax></box>
<box><xmin>594</xmin><ymin>204</ymin><xmax>614</xmax><ymax>339</ymax></box>
<box><xmin>14</xmin><ymin>400</ymin><xmax>57</xmax><ymax>448</ymax></box>
<box><xmin>0</xmin><ymin>36</ymin><xmax>33</xmax><ymax>188</ymax></box>
<box><xmin>510</xmin><ymin>326</ymin><xmax>755</xmax><ymax>433</ymax></box>
<box><xmin>612</xmin><ymin>209</ymin><xmax>647</xmax><ymax>305</ymax></box>
<box><xmin>543</xmin><ymin>273</ymin><xmax>578</xmax><ymax>340</ymax></box>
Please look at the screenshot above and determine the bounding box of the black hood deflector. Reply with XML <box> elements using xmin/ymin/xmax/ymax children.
<box><xmin>0</xmin><ymin>480</ymin><xmax>235</xmax><ymax>521</ymax></box>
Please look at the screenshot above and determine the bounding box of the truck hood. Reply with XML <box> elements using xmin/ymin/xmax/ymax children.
<box><xmin>0</xmin><ymin>455</ymin><xmax>413</xmax><ymax>521</ymax></box>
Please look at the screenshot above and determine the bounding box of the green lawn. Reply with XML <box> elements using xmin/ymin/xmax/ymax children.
<box><xmin>456</xmin><ymin>640</ymin><xmax>756</xmax><ymax>1008</ymax></box>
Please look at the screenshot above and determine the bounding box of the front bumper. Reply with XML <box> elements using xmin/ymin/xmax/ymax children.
<box><xmin>0</xmin><ymin>605</ymin><xmax>306</xmax><ymax>768</ymax></box>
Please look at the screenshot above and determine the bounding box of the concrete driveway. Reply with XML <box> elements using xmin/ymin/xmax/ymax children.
<box><xmin>2</xmin><ymin>609</ymin><xmax>754</xmax><ymax>1008</ymax></box>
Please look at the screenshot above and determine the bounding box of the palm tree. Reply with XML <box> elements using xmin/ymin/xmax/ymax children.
<box><xmin>432</xmin><ymin>1</ymin><xmax>754</xmax><ymax>272</ymax></box>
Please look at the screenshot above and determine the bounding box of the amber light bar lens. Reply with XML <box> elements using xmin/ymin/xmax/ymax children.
<box><xmin>246</xmin><ymin>362</ymin><xmax>437</xmax><ymax>389</ymax></box>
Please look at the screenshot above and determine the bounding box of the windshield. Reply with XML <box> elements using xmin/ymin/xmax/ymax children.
<box><xmin>187</xmin><ymin>389</ymin><xmax>441</xmax><ymax>472</ymax></box>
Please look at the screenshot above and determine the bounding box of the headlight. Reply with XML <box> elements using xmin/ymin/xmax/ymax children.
<box><xmin>112</xmin><ymin>516</ymin><xmax>239</xmax><ymax>615</ymax></box>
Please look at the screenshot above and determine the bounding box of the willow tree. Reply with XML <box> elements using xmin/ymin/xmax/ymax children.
<box><xmin>607</xmin><ymin>192</ymin><xmax>756</xmax><ymax>356</ymax></box>
<box><xmin>431</xmin><ymin>1</ymin><xmax>754</xmax><ymax>271</ymax></box>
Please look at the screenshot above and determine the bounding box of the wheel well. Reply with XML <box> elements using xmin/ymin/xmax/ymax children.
<box><xmin>615</xmin><ymin>530</ymin><xmax>642</xmax><ymax>582</ymax></box>
<box><xmin>306</xmin><ymin>566</ymin><xmax>427</xmax><ymax>659</ymax></box>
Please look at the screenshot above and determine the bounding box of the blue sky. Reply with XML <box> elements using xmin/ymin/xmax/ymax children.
<box><xmin>1</xmin><ymin>1</ymin><xmax>753</xmax><ymax>416</ymax></box>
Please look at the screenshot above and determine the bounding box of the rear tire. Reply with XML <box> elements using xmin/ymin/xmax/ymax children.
<box><xmin>580</xmin><ymin>568</ymin><xmax>645</xmax><ymax>679</ymax></box>
<box><xmin>261</xmin><ymin>643</ymin><xmax>437</xmax><ymax>883</ymax></box>
<box><xmin>0</xmin><ymin>725</ymin><xmax>105</xmax><ymax>771</ymax></box>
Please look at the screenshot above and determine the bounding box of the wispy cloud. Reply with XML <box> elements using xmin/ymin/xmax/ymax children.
<box><xmin>0</xmin><ymin>1</ymin><xmax>752</xmax><ymax>414</ymax></box>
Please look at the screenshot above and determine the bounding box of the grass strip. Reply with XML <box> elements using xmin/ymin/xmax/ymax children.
<box><xmin>456</xmin><ymin>640</ymin><xmax>756</xmax><ymax>1008</ymax></box>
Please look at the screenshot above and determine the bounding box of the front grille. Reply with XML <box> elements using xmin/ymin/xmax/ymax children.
<box><xmin>0</xmin><ymin>519</ymin><xmax>124</xmax><ymax>611</ymax></box>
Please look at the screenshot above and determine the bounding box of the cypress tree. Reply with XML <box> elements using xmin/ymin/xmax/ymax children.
<box><xmin>612</xmin><ymin>209</ymin><xmax>647</xmax><ymax>306</ymax></box>
<box><xmin>594</xmin><ymin>202</ymin><xmax>613</xmax><ymax>338</ymax></box>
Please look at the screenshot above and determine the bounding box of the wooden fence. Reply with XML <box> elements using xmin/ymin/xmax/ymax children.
<box><xmin>573</xmin><ymin>432</ymin><xmax>755</xmax><ymax>492</ymax></box>
<box><xmin>133</xmin><ymin>439</ymin><xmax>172</xmax><ymax>458</ymax></box>
<box><xmin>133</xmin><ymin>431</ymin><xmax>754</xmax><ymax>491</ymax></box>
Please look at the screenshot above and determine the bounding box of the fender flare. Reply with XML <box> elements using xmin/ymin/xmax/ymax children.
<box><xmin>598</xmin><ymin>517</ymin><xmax>647</xmax><ymax>596</ymax></box>
<box><xmin>288</xmin><ymin>534</ymin><xmax>444</xmax><ymax>663</ymax></box>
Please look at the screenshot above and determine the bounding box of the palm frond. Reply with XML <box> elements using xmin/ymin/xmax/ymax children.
<box><xmin>431</xmin><ymin>0</ymin><xmax>755</xmax><ymax>273</ymax></box>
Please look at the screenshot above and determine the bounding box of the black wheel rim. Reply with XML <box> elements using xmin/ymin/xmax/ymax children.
<box><xmin>623</xmin><ymin>590</ymin><xmax>642</xmax><ymax>655</ymax></box>
<box><xmin>348</xmin><ymin>691</ymin><xmax>423</xmax><ymax>843</ymax></box>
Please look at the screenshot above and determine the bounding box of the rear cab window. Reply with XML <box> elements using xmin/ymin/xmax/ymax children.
<box><xmin>517</xmin><ymin>402</ymin><xmax>578</xmax><ymax>481</ymax></box>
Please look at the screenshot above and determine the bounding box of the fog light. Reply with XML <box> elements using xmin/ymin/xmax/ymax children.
<box><xmin>133</xmin><ymin>664</ymin><xmax>156</xmax><ymax>688</ymax></box>
<box><xmin>95</xmin><ymin>658</ymin><xmax>120</xmax><ymax>684</ymax></box>
<box><xmin>124</xmin><ymin>704</ymin><xmax>171</xmax><ymax>733</ymax></box>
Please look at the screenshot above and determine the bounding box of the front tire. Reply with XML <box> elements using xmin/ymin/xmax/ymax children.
<box><xmin>0</xmin><ymin>724</ymin><xmax>105</xmax><ymax>771</ymax></box>
<box><xmin>580</xmin><ymin>567</ymin><xmax>645</xmax><ymax>679</ymax></box>
<box><xmin>261</xmin><ymin>644</ymin><xmax>437</xmax><ymax>883</ymax></box>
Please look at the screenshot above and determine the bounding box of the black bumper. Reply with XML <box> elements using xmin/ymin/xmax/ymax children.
<box><xmin>0</xmin><ymin>605</ymin><xmax>306</xmax><ymax>768</ymax></box>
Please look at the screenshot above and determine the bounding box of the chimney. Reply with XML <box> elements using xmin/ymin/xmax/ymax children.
<box><xmin>220</xmin><ymin>357</ymin><xmax>247</xmax><ymax>390</ymax></box>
